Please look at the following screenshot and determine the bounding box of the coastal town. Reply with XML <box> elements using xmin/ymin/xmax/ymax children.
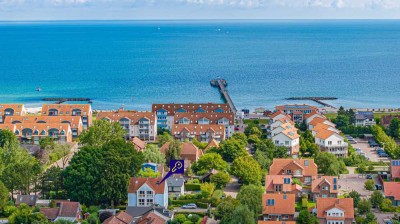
<box><xmin>0</xmin><ymin>97</ymin><xmax>399</xmax><ymax>224</ymax></box>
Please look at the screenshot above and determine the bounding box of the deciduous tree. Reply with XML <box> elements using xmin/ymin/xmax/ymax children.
<box><xmin>218</xmin><ymin>139</ymin><xmax>248</xmax><ymax>162</ymax></box>
<box><xmin>230</xmin><ymin>156</ymin><xmax>262</xmax><ymax>185</ymax></box>
<box><xmin>191</xmin><ymin>153</ymin><xmax>228</xmax><ymax>175</ymax></box>
<box><xmin>210</xmin><ymin>172</ymin><xmax>231</xmax><ymax>189</ymax></box>
<box><xmin>79</xmin><ymin>119</ymin><xmax>126</xmax><ymax>147</ymax></box>
<box><xmin>142</xmin><ymin>144</ymin><xmax>165</xmax><ymax>164</ymax></box>
<box><xmin>237</xmin><ymin>184</ymin><xmax>263</xmax><ymax>220</ymax></box>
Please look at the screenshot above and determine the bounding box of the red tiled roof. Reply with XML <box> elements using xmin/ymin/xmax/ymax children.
<box><xmin>58</xmin><ymin>202</ymin><xmax>80</xmax><ymax>217</ymax></box>
<box><xmin>270</xmin><ymin>111</ymin><xmax>288</xmax><ymax>119</ymax></box>
<box><xmin>103</xmin><ymin>211</ymin><xmax>133</xmax><ymax>224</ymax></box>
<box><xmin>4</xmin><ymin>115</ymin><xmax>82</xmax><ymax>127</ymax></box>
<box><xmin>40</xmin><ymin>208</ymin><xmax>60</xmax><ymax>220</ymax></box>
<box><xmin>258</xmin><ymin>222</ymin><xmax>296</xmax><ymax>224</ymax></box>
<box><xmin>136</xmin><ymin>211</ymin><xmax>166</xmax><ymax>224</ymax></box>
<box><xmin>42</xmin><ymin>104</ymin><xmax>92</xmax><ymax>115</ymax></box>
<box><xmin>132</xmin><ymin>137</ymin><xmax>146</xmax><ymax>151</ymax></box>
<box><xmin>160</xmin><ymin>142</ymin><xmax>203</xmax><ymax>162</ymax></box>
<box><xmin>97</xmin><ymin>111</ymin><xmax>156</xmax><ymax>125</ymax></box>
<box><xmin>384</xmin><ymin>182</ymin><xmax>400</xmax><ymax>200</ymax></box>
<box><xmin>128</xmin><ymin>177</ymin><xmax>165</xmax><ymax>194</ymax></box>
<box><xmin>316</xmin><ymin>198</ymin><xmax>354</xmax><ymax>219</ymax></box>
<box><xmin>0</xmin><ymin>104</ymin><xmax>25</xmax><ymax>116</ymax></box>
<box><xmin>173</xmin><ymin>112</ymin><xmax>234</xmax><ymax>125</ymax></box>
<box><xmin>265</xmin><ymin>175</ymin><xmax>293</xmax><ymax>192</ymax></box>
<box><xmin>262</xmin><ymin>193</ymin><xmax>295</xmax><ymax>215</ymax></box>
<box><xmin>311</xmin><ymin>176</ymin><xmax>339</xmax><ymax>194</ymax></box>
<box><xmin>205</xmin><ymin>139</ymin><xmax>219</xmax><ymax>150</ymax></box>
<box><xmin>269</xmin><ymin>159</ymin><xmax>318</xmax><ymax>177</ymax></box>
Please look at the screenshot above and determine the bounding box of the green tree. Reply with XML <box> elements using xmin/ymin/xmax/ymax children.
<box><xmin>253</xmin><ymin>139</ymin><xmax>275</xmax><ymax>154</ymax></box>
<box><xmin>381</xmin><ymin>199</ymin><xmax>396</xmax><ymax>212</ymax></box>
<box><xmin>230</xmin><ymin>133</ymin><xmax>248</xmax><ymax>147</ymax></box>
<box><xmin>297</xmin><ymin>209</ymin><xmax>319</xmax><ymax>224</ymax></box>
<box><xmin>358</xmin><ymin>198</ymin><xmax>372</xmax><ymax>215</ymax></box>
<box><xmin>335</xmin><ymin>115</ymin><xmax>350</xmax><ymax>128</ymax></box>
<box><xmin>215</xmin><ymin>196</ymin><xmax>239</xmax><ymax>221</ymax></box>
<box><xmin>348</xmin><ymin>190</ymin><xmax>361</xmax><ymax>207</ymax></box>
<box><xmin>237</xmin><ymin>184</ymin><xmax>263</xmax><ymax>220</ymax></box>
<box><xmin>222</xmin><ymin>205</ymin><xmax>255</xmax><ymax>224</ymax></box>
<box><xmin>0</xmin><ymin>129</ymin><xmax>19</xmax><ymax>149</ymax></box>
<box><xmin>142</xmin><ymin>144</ymin><xmax>165</xmax><ymax>164</ymax></box>
<box><xmin>315</xmin><ymin>152</ymin><xmax>347</xmax><ymax>175</ymax></box>
<box><xmin>364</xmin><ymin>180</ymin><xmax>375</xmax><ymax>191</ymax></box>
<box><xmin>38</xmin><ymin>167</ymin><xmax>65</xmax><ymax>200</ymax></box>
<box><xmin>230</xmin><ymin>156</ymin><xmax>262</xmax><ymax>185</ymax></box>
<box><xmin>0</xmin><ymin>180</ymin><xmax>9</xmax><ymax>210</ymax></box>
<box><xmin>79</xmin><ymin>119</ymin><xmax>126</xmax><ymax>147</ymax></box>
<box><xmin>253</xmin><ymin>149</ymin><xmax>271</xmax><ymax>171</ymax></box>
<box><xmin>64</xmin><ymin>139</ymin><xmax>144</xmax><ymax>206</ymax></box>
<box><xmin>363</xmin><ymin>212</ymin><xmax>377</xmax><ymax>224</ymax></box>
<box><xmin>165</xmin><ymin>140</ymin><xmax>181</xmax><ymax>165</ymax></box>
<box><xmin>274</xmin><ymin>146</ymin><xmax>289</xmax><ymax>158</ymax></box>
<box><xmin>357</xmin><ymin>164</ymin><xmax>367</xmax><ymax>175</ymax></box>
<box><xmin>210</xmin><ymin>172</ymin><xmax>231</xmax><ymax>189</ymax></box>
<box><xmin>158</xmin><ymin>132</ymin><xmax>173</xmax><ymax>147</ymax></box>
<box><xmin>200</xmin><ymin>183</ymin><xmax>215</xmax><ymax>198</ymax></box>
<box><xmin>370</xmin><ymin>191</ymin><xmax>384</xmax><ymax>208</ymax></box>
<box><xmin>192</xmin><ymin>138</ymin><xmax>208</xmax><ymax>150</ymax></box>
<box><xmin>389</xmin><ymin>118</ymin><xmax>400</xmax><ymax>138</ymax></box>
<box><xmin>8</xmin><ymin>203</ymin><xmax>49</xmax><ymax>224</ymax></box>
<box><xmin>137</xmin><ymin>167</ymin><xmax>161</xmax><ymax>178</ymax></box>
<box><xmin>191</xmin><ymin>153</ymin><xmax>228</xmax><ymax>175</ymax></box>
<box><xmin>39</xmin><ymin>136</ymin><xmax>56</xmax><ymax>150</ymax></box>
<box><xmin>218</xmin><ymin>139</ymin><xmax>248</xmax><ymax>162</ymax></box>
<box><xmin>249</xmin><ymin>127</ymin><xmax>262</xmax><ymax>138</ymax></box>
<box><xmin>247</xmin><ymin>134</ymin><xmax>261</xmax><ymax>145</ymax></box>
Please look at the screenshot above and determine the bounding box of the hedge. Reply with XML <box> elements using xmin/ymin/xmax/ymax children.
<box><xmin>196</xmin><ymin>202</ymin><xmax>209</xmax><ymax>209</ymax></box>
<box><xmin>185</xmin><ymin>184</ymin><xmax>201</xmax><ymax>191</ymax></box>
<box><xmin>170</xmin><ymin>199</ymin><xmax>211</xmax><ymax>207</ymax></box>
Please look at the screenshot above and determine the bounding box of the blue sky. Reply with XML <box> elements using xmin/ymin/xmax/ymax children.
<box><xmin>1</xmin><ymin>0</ymin><xmax>400</xmax><ymax>20</ymax></box>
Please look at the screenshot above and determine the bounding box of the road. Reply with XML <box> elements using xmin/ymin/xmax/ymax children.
<box><xmin>49</xmin><ymin>142</ymin><xmax>79</xmax><ymax>169</ymax></box>
<box><xmin>223</xmin><ymin>177</ymin><xmax>240</xmax><ymax>198</ymax></box>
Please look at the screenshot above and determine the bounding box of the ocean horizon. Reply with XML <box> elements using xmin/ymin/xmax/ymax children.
<box><xmin>1</xmin><ymin>20</ymin><xmax>399</xmax><ymax>111</ymax></box>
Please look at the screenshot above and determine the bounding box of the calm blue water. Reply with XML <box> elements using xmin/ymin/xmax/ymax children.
<box><xmin>0</xmin><ymin>20</ymin><xmax>399</xmax><ymax>110</ymax></box>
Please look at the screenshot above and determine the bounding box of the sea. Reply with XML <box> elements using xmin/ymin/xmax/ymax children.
<box><xmin>0</xmin><ymin>20</ymin><xmax>399</xmax><ymax>111</ymax></box>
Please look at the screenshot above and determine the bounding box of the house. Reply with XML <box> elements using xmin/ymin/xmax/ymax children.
<box><xmin>383</xmin><ymin>182</ymin><xmax>400</xmax><ymax>206</ymax></box>
<box><xmin>0</xmin><ymin>123</ymin><xmax>73</xmax><ymax>144</ymax></box>
<box><xmin>41</xmin><ymin>104</ymin><xmax>92</xmax><ymax>129</ymax></box>
<box><xmin>135</xmin><ymin>211</ymin><xmax>168</xmax><ymax>224</ymax></box>
<box><xmin>271</xmin><ymin>127</ymin><xmax>300</xmax><ymax>155</ymax></box>
<box><xmin>265</xmin><ymin>175</ymin><xmax>302</xmax><ymax>201</ymax></box>
<box><xmin>314</xmin><ymin>129</ymin><xmax>348</xmax><ymax>158</ymax></box>
<box><xmin>308</xmin><ymin>117</ymin><xmax>335</xmax><ymax>130</ymax></box>
<box><xmin>167</xmin><ymin>177</ymin><xmax>185</xmax><ymax>199</ymax></box>
<box><xmin>132</xmin><ymin>137</ymin><xmax>147</xmax><ymax>151</ymax></box>
<box><xmin>390</xmin><ymin>160</ymin><xmax>400</xmax><ymax>181</ymax></box>
<box><xmin>269</xmin><ymin>159</ymin><xmax>318</xmax><ymax>185</ymax></box>
<box><xmin>171</xmin><ymin>124</ymin><xmax>226</xmax><ymax>143</ymax></box>
<box><xmin>354</xmin><ymin>111</ymin><xmax>376</xmax><ymax>127</ymax></box>
<box><xmin>311</xmin><ymin>176</ymin><xmax>339</xmax><ymax>202</ymax></box>
<box><xmin>205</xmin><ymin>138</ymin><xmax>219</xmax><ymax>151</ymax></box>
<box><xmin>381</xmin><ymin>115</ymin><xmax>400</xmax><ymax>128</ymax></box>
<box><xmin>141</xmin><ymin>163</ymin><xmax>165</xmax><ymax>177</ymax></box>
<box><xmin>152</xmin><ymin>103</ymin><xmax>232</xmax><ymax>130</ymax></box>
<box><xmin>275</xmin><ymin>105</ymin><xmax>318</xmax><ymax>124</ymax></box>
<box><xmin>0</xmin><ymin>104</ymin><xmax>26</xmax><ymax>124</ymax></box>
<box><xmin>160</xmin><ymin>142</ymin><xmax>203</xmax><ymax>167</ymax></box>
<box><xmin>103</xmin><ymin>211</ymin><xmax>133</xmax><ymax>224</ymax></box>
<box><xmin>270</xmin><ymin>118</ymin><xmax>295</xmax><ymax>131</ymax></box>
<box><xmin>270</xmin><ymin>122</ymin><xmax>296</xmax><ymax>137</ymax></box>
<box><xmin>304</xmin><ymin>112</ymin><xmax>326</xmax><ymax>125</ymax></box>
<box><xmin>128</xmin><ymin>177</ymin><xmax>168</xmax><ymax>208</ymax></box>
<box><xmin>15</xmin><ymin>195</ymin><xmax>38</xmax><ymax>206</ymax></box>
<box><xmin>4</xmin><ymin>115</ymin><xmax>83</xmax><ymax>138</ymax></box>
<box><xmin>270</xmin><ymin>111</ymin><xmax>291</xmax><ymax>123</ymax></box>
<box><xmin>40</xmin><ymin>201</ymin><xmax>82</xmax><ymax>222</ymax></box>
<box><xmin>311</xmin><ymin>123</ymin><xmax>340</xmax><ymax>136</ymax></box>
<box><xmin>97</xmin><ymin>110</ymin><xmax>157</xmax><ymax>142</ymax></box>
<box><xmin>316</xmin><ymin>198</ymin><xmax>355</xmax><ymax>224</ymax></box>
<box><xmin>258</xmin><ymin>222</ymin><xmax>296</xmax><ymax>224</ymax></box>
<box><xmin>125</xmin><ymin>206</ymin><xmax>171</xmax><ymax>223</ymax></box>
<box><xmin>262</xmin><ymin>193</ymin><xmax>295</xmax><ymax>221</ymax></box>
<box><xmin>173</xmin><ymin>112</ymin><xmax>235</xmax><ymax>138</ymax></box>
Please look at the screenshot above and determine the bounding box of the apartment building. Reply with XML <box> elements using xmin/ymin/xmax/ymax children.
<box><xmin>127</xmin><ymin>177</ymin><xmax>168</xmax><ymax>208</ymax></box>
<box><xmin>269</xmin><ymin>159</ymin><xmax>318</xmax><ymax>185</ymax></box>
<box><xmin>171</xmin><ymin>124</ymin><xmax>226</xmax><ymax>143</ymax></box>
<box><xmin>41</xmin><ymin>104</ymin><xmax>92</xmax><ymax>129</ymax></box>
<box><xmin>0</xmin><ymin>104</ymin><xmax>26</xmax><ymax>123</ymax></box>
<box><xmin>97</xmin><ymin>110</ymin><xmax>157</xmax><ymax>142</ymax></box>
<box><xmin>275</xmin><ymin>104</ymin><xmax>318</xmax><ymax>124</ymax></box>
<box><xmin>314</xmin><ymin>129</ymin><xmax>348</xmax><ymax>158</ymax></box>
<box><xmin>354</xmin><ymin>111</ymin><xmax>376</xmax><ymax>127</ymax></box>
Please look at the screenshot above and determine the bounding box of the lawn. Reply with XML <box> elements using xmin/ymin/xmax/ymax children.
<box><xmin>295</xmin><ymin>200</ymin><xmax>316</xmax><ymax>211</ymax></box>
<box><xmin>324</xmin><ymin>112</ymin><xmax>400</xmax><ymax>121</ymax></box>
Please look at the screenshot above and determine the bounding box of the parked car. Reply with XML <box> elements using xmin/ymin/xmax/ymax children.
<box><xmin>182</xmin><ymin>203</ymin><xmax>197</xmax><ymax>209</ymax></box>
<box><xmin>384</xmin><ymin>219</ymin><xmax>393</xmax><ymax>224</ymax></box>
<box><xmin>375</xmin><ymin>184</ymin><xmax>383</xmax><ymax>190</ymax></box>
<box><xmin>366</xmin><ymin>174</ymin><xmax>373</xmax><ymax>179</ymax></box>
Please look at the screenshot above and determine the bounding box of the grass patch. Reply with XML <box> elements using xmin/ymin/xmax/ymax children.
<box><xmin>324</xmin><ymin>112</ymin><xmax>400</xmax><ymax>121</ymax></box>
<box><xmin>296</xmin><ymin>200</ymin><xmax>316</xmax><ymax>211</ymax></box>
<box><xmin>243</xmin><ymin>119</ymin><xmax>269</xmax><ymax>125</ymax></box>
<box><xmin>324</xmin><ymin>113</ymin><xmax>338</xmax><ymax>120</ymax></box>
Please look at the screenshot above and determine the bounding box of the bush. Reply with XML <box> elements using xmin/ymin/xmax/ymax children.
<box><xmin>170</xmin><ymin>199</ymin><xmax>212</xmax><ymax>207</ymax></box>
<box><xmin>212</xmin><ymin>190</ymin><xmax>224</xmax><ymax>199</ymax></box>
<box><xmin>197</xmin><ymin>202</ymin><xmax>209</xmax><ymax>209</ymax></box>
<box><xmin>302</xmin><ymin>198</ymin><xmax>308</xmax><ymax>208</ymax></box>
<box><xmin>185</xmin><ymin>184</ymin><xmax>201</xmax><ymax>191</ymax></box>
<box><xmin>188</xmin><ymin>179</ymin><xmax>200</xmax><ymax>184</ymax></box>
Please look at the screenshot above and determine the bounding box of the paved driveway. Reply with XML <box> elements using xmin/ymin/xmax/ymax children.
<box><xmin>372</xmin><ymin>209</ymin><xmax>395</xmax><ymax>224</ymax></box>
<box><xmin>223</xmin><ymin>177</ymin><xmax>240</xmax><ymax>198</ymax></box>
<box><xmin>338</xmin><ymin>174</ymin><xmax>378</xmax><ymax>197</ymax></box>
<box><xmin>351</xmin><ymin>138</ymin><xmax>390</xmax><ymax>162</ymax></box>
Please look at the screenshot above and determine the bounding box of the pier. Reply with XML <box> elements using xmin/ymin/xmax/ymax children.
<box><xmin>210</xmin><ymin>79</ymin><xmax>237</xmax><ymax>114</ymax></box>
<box><xmin>285</xmin><ymin>97</ymin><xmax>337</xmax><ymax>108</ymax></box>
<box><xmin>43</xmin><ymin>98</ymin><xmax>92</xmax><ymax>104</ymax></box>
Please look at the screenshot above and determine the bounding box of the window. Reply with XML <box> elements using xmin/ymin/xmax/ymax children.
<box><xmin>304</xmin><ymin>160</ymin><xmax>309</xmax><ymax>166</ymax></box>
<box><xmin>146</xmin><ymin>199</ymin><xmax>153</xmax><ymax>205</ymax></box>
<box><xmin>147</xmin><ymin>191</ymin><xmax>153</xmax><ymax>195</ymax></box>
<box><xmin>284</xmin><ymin>178</ymin><xmax>290</xmax><ymax>184</ymax></box>
<box><xmin>139</xmin><ymin>191</ymin><xmax>145</xmax><ymax>197</ymax></box>
<box><xmin>328</xmin><ymin>141</ymin><xmax>332</xmax><ymax>146</ymax></box>
<box><xmin>275</xmin><ymin>140</ymin><xmax>279</xmax><ymax>144</ymax></box>
<box><xmin>138</xmin><ymin>199</ymin><xmax>145</xmax><ymax>206</ymax></box>
<box><xmin>285</xmin><ymin>141</ymin><xmax>289</xmax><ymax>145</ymax></box>
<box><xmin>286</xmin><ymin>170</ymin><xmax>292</xmax><ymax>174</ymax></box>
<box><xmin>267</xmin><ymin>199</ymin><xmax>275</xmax><ymax>205</ymax></box>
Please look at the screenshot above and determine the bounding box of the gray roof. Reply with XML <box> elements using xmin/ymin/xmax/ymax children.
<box><xmin>16</xmin><ymin>195</ymin><xmax>38</xmax><ymax>206</ymax></box>
<box><xmin>167</xmin><ymin>177</ymin><xmax>185</xmax><ymax>187</ymax></box>
<box><xmin>125</xmin><ymin>206</ymin><xmax>172</xmax><ymax>220</ymax></box>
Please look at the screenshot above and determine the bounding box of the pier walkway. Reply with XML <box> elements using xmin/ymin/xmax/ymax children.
<box><xmin>285</xmin><ymin>97</ymin><xmax>337</xmax><ymax>108</ymax></box>
<box><xmin>210</xmin><ymin>79</ymin><xmax>237</xmax><ymax>114</ymax></box>
<box><xmin>43</xmin><ymin>98</ymin><xmax>92</xmax><ymax>104</ymax></box>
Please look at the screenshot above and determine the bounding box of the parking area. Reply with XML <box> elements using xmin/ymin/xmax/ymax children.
<box><xmin>349</xmin><ymin>138</ymin><xmax>390</xmax><ymax>163</ymax></box>
<box><xmin>338</xmin><ymin>174</ymin><xmax>380</xmax><ymax>197</ymax></box>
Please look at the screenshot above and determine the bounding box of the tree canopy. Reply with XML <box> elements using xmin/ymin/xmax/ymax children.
<box><xmin>230</xmin><ymin>156</ymin><xmax>262</xmax><ymax>185</ymax></box>
<box><xmin>237</xmin><ymin>184</ymin><xmax>263</xmax><ymax>220</ymax></box>
<box><xmin>78</xmin><ymin>119</ymin><xmax>126</xmax><ymax>147</ymax></box>
<box><xmin>142</xmin><ymin>144</ymin><xmax>165</xmax><ymax>164</ymax></box>
<box><xmin>191</xmin><ymin>153</ymin><xmax>228</xmax><ymax>175</ymax></box>
<box><xmin>315</xmin><ymin>152</ymin><xmax>347</xmax><ymax>175</ymax></box>
<box><xmin>218</xmin><ymin>139</ymin><xmax>248</xmax><ymax>163</ymax></box>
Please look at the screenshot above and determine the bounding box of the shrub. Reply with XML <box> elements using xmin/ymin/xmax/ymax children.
<box><xmin>197</xmin><ymin>202</ymin><xmax>209</xmax><ymax>209</ymax></box>
<box><xmin>212</xmin><ymin>190</ymin><xmax>224</xmax><ymax>199</ymax></box>
<box><xmin>302</xmin><ymin>198</ymin><xmax>308</xmax><ymax>208</ymax></box>
<box><xmin>184</xmin><ymin>184</ymin><xmax>201</xmax><ymax>191</ymax></box>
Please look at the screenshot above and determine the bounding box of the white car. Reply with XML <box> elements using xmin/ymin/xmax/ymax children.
<box><xmin>182</xmin><ymin>203</ymin><xmax>197</xmax><ymax>209</ymax></box>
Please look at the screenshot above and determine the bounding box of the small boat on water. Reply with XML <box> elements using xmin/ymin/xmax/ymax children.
<box><xmin>36</xmin><ymin>86</ymin><xmax>41</xmax><ymax>92</ymax></box>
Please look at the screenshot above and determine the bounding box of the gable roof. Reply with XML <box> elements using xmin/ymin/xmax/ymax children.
<box><xmin>128</xmin><ymin>178</ymin><xmax>165</xmax><ymax>194</ymax></box>
<box><xmin>312</xmin><ymin>123</ymin><xmax>340</xmax><ymax>134</ymax></box>
<box><xmin>270</xmin><ymin>111</ymin><xmax>289</xmax><ymax>119</ymax></box>
<box><xmin>0</xmin><ymin>104</ymin><xmax>25</xmax><ymax>116</ymax></box>
<box><xmin>16</xmin><ymin>195</ymin><xmax>37</xmax><ymax>206</ymax></box>
<box><xmin>280</xmin><ymin>128</ymin><xmax>300</xmax><ymax>140</ymax></box>
<box><xmin>160</xmin><ymin>142</ymin><xmax>203</xmax><ymax>162</ymax></box>
<box><xmin>258</xmin><ymin>222</ymin><xmax>296</xmax><ymax>224</ymax></box>
<box><xmin>42</xmin><ymin>104</ymin><xmax>92</xmax><ymax>115</ymax></box>
<box><xmin>316</xmin><ymin>198</ymin><xmax>354</xmax><ymax>219</ymax></box>
<box><xmin>311</xmin><ymin>176</ymin><xmax>339</xmax><ymax>194</ymax></box>
<box><xmin>136</xmin><ymin>211</ymin><xmax>166</xmax><ymax>224</ymax></box>
<box><xmin>152</xmin><ymin>103</ymin><xmax>231</xmax><ymax>116</ymax></box>
<box><xmin>103</xmin><ymin>211</ymin><xmax>133</xmax><ymax>224</ymax></box>
<box><xmin>40</xmin><ymin>208</ymin><xmax>60</xmax><ymax>220</ymax></box>
<box><xmin>384</xmin><ymin>182</ymin><xmax>400</xmax><ymax>200</ymax></box>
<box><xmin>269</xmin><ymin>159</ymin><xmax>318</xmax><ymax>177</ymax></box>
<box><xmin>132</xmin><ymin>137</ymin><xmax>146</xmax><ymax>151</ymax></box>
<box><xmin>262</xmin><ymin>193</ymin><xmax>295</xmax><ymax>215</ymax></box>
<box><xmin>205</xmin><ymin>139</ymin><xmax>219</xmax><ymax>150</ymax></box>
<box><xmin>58</xmin><ymin>202</ymin><xmax>80</xmax><ymax>217</ymax></box>
<box><xmin>314</xmin><ymin>129</ymin><xmax>340</xmax><ymax>140</ymax></box>
<box><xmin>97</xmin><ymin>111</ymin><xmax>156</xmax><ymax>125</ymax></box>
<box><xmin>265</xmin><ymin>175</ymin><xmax>293</xmax><ymax>192</ymax></box>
